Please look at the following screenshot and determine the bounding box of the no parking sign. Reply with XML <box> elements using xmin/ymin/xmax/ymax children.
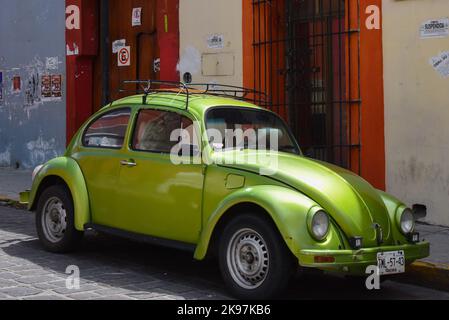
<box><xmin>118</xmin><ymin>46</ymin><xmax>131</xmax><ymax>67</ymax></box>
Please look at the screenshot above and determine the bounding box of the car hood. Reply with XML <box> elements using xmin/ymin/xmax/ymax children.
<box><xmin>214</xmin><ymin>151</ymin><xmax>392</xmax><ymax>247</ymax></box>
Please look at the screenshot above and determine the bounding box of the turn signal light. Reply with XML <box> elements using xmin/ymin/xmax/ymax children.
<box><xmin>314</xmin><ymin>256</ymin><xmax>336</xmax><ymax>263</ymax></box>
<box><xmin>407</xmin><ymin>232</ymin><xmax>420</xmax><ymax>244</ymax></box>
<box><xmin>349</xmin><ymin>236</ymin><xmax>363</xmax><ymax>250</ymax></box>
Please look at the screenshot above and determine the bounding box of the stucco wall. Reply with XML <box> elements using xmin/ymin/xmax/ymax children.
<box><xmin>0</xmin><ymin>0</ymin><xmax>66</xmax><ymax>169</ymax></box>
<box><xmin>383</xmin><ymin>0</ymin><xmax>449</xmax><ymax>226</ymax></box>
<box><xmin>178</xmin><ymin>0</ymin><xmax>243</xmax><ymax>86</ymax></box>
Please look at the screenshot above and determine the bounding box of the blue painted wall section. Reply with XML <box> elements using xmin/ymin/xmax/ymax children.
<box><xmin>0</xmin><ymin>0</ymin><xmax>66</xmax><ymax>169</ymax></box>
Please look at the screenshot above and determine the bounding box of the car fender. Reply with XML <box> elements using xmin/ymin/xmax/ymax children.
<box><xmin>29</xmin><ymin>157</ymin><xmax>90</xmax><ymax>231</ymax></box>
<box><xmin>194</xmin><ymin>185</ymin><xmax>342</xmax><ymax>260</ymax></box>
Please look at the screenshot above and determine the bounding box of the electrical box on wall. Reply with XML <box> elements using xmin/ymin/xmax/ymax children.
<box><xmin>202</xmin><ymin>53</ymin><xmax>235</xmax><ymax>76</ymax></box>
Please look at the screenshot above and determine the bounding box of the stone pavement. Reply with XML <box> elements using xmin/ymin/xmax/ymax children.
<box><xmin>1</xmin><ymin>166</ymin><xmax>449</xmax><ymax>298</ymax></box>
<box><xmin>0</xmin><ymin>205</ymin><xmax>230</xmax><ymax>300</ymax></box>
<box><xmin>1</xmin><ymin>205</ymin><xmax>449</xmax><ymax>300</ymax></box>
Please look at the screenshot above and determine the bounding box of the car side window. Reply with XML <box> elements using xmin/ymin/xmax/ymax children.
<box><xmin>132</xmin><ymin>109</ymin><xmax>194</xmax><ymax>154</ymax></box>
<box><xmin>83</xmin><ymin>108</ymin><xmax>131</xmax><ymax>149</ymax></box>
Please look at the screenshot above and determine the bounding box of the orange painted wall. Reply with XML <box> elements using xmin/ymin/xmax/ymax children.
<box><xmin>242</xmin><ymin>0</ymin><xmax>386</xmax><ymax>190</ymax></box>
<box><xmin>358</xmin><ymin>0</ymin><xmax>386</xmax><ymax>190</ymax></box>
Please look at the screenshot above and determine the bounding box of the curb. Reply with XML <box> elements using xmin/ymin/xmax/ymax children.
<box><xmin>395</xmin><ymin>261</ymin><xmax>449</xmax><ymax>292</ymax></box>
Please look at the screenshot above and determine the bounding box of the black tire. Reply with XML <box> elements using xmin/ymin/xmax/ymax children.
<box><xmin>218</xmin><ymin>213</ymin><xmax>296</xmax><ymax>300</ymax></box>
<box><xmin>36</xmin><ymin>185</ymin><xmax>83</xmax><ymax>253</ymax></box>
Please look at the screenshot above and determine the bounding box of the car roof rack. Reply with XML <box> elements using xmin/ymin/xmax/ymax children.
<box><xmin>118</xmin><ymin>80</ymin><xmax>269</xmax><ymax>110</ymax></box>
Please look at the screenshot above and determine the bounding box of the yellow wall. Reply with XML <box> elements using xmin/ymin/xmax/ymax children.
<box><xmin>178</xmin><ymin>0</ymin><xmax>243</xmax><ymax>86</ymax></box>
<box><xmin>383</xmin><ymin>0</ymin><xmax>449</xmax><ymax>225</ymax></box>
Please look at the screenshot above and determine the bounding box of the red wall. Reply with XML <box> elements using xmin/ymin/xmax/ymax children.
<box><xmin>65</xmin><ymin>0</ymin><xmax>98</xmax><ymax>144</ymax></box>
<box><xmin>157</xmin><ymin>0</ymin><xmax>180</xmax><ymax>82</ymax></box>
<box><xmin>65</xmin><ymin>0</ymin><xmax>180</xmax><ymax>144</ymax></box>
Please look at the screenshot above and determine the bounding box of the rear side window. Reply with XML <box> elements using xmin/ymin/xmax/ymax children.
<box><xmin>83</xmin><ymin>108</ymin><xmax>131</xmax><ymax>149</ymax></box>
<box><xmin>132</xmin><ymin>109</ymin><xmax>194</xmax><ymax>154</ymax></box>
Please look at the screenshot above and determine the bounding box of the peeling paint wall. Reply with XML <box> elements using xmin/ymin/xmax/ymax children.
<box><xmin>383</xmin><ymin>0</ymin><xmax>449</xmax><ymax>226</ymax></box>
<box><xmin>179</xmin><ymin>0</ymin><xmax>243</xmax><ymax>86</ymax></box>
<box><xmin>0</xmin><ymin>0</ymin><xmax>66</xmax><ymax>169</ymax></box>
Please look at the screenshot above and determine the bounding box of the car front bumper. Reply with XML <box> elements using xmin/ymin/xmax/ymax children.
<box><xmin>297</xmin><ymin>241</ymin><xmax>430</xmax><ymax>275</ymax></box>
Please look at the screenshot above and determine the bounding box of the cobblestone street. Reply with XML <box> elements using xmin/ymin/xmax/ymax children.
<box><xmin>1</xmin><ymin>205</ymin><xmax>449</xmax><ymax>300</ymax></box>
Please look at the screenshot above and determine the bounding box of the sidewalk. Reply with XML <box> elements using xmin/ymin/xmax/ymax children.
<box><xmin>0</xmin><ymin>168</ymin><xmax>32</xmax><ymax>201</ymax></box>
<box><xmin>0</xmin><ymin>167</ymin><xmax>448</xmax><ymax>290</ymax></box>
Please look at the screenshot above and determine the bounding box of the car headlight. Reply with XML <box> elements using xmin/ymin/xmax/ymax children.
<box><xmin>399</xmin><ymin>208</ymin><xmax>415</xmax><ymax>234</ymax></box>
<box><xmin>309</xmin><ymin>210</ymin><xmax>330</xmax><ymax>241</ymax></box>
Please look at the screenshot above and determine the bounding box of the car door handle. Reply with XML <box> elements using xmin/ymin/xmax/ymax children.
<box><xmin>120</xmin><ymin>160</ymin><xmax>137</xmax><ymax>167</ymax></box>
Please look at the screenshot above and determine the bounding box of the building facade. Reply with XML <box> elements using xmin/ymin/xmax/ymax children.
<box><xmin>0</xmin><ymin>0</ymin><xmax>447</xmax><ymax>226</ymax></box>
<box><xmin>0</xmin><ymin>0</ymin><xmax>67</xmax><ymax>169</ymax></box>
<box><xmin>383</xmin><ymin>0</ymin><xmax>449</xmax><ymax>226</ymax></box>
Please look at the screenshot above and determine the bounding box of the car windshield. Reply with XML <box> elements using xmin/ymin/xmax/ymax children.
<box><xmin>206</xmin><ymin>107</ymin><xmax>301</xmax><ymax>155</ymax></box>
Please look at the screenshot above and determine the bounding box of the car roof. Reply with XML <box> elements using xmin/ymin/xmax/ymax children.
<box><xmin>105</xmin><ymin>92</ymin><xmax>264</xmax><ymax>117</ymax></box>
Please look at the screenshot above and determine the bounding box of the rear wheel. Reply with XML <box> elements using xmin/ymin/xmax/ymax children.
<box><xmin>219</xmin><ymin>213</ymin><xmax>296</xmax><ymax>299</ymax></box>
<box><xmin>36</xmin><ymin>185</ymin><xmax>83</xmax><ymax>253</ymax></box>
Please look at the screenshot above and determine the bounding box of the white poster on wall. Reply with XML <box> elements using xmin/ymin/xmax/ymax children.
<box><xmin>420</xmin><ymin>18</ymin><xmax>449</xmax><ymax>39</ymax></box>
<box><xmin>207</xmin><ymin>34</ymin><xmax>225</xmax><ymax>49</ymax></box>
<box><xmin>132</xmin><ymin>8</ymin><xmax>142</xmax><ymax>27</ymax></box>
<box><xmin>429</xmin><ymin>51</ymin><xmax>449</xmax><ymax>78</ymax></box>
<box><xmin>112</xmin><ymin>39</ymin><xmax>126</xmax><ymax>53</ymax></box>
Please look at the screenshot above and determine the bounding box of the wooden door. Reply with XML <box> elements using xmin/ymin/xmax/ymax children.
<box><xmin>94</xmin><ymin>0</ymin><xmax>160</xmax><ymax>110</ymax></box>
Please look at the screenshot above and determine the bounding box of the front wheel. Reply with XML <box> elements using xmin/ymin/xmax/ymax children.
<box><xmin>219</xmin><ymin>214</ymin><xmax>296</xmax><ymax>299</ymax></box>
<box><xmin>36</xmin><ymin>185</ymin><xmax>83</xmax><ymax>253</ymax></box>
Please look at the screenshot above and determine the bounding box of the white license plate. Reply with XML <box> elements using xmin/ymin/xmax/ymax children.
<box><xmin>377</xmin><ymin>250</ymin><xmax>405</xmax><ymax>275</ymax></box>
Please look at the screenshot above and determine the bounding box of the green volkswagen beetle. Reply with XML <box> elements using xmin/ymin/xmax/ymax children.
<box><xmin>21</xmin><ymin>82</ymin><xmax>429</xmax><ymax>299</ymax></box>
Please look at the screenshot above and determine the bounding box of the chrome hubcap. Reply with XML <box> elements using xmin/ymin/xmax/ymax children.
<box><xmin>41</xmin><ymin>197</ymin><xmax>67</xmax><ymax>243</ymax></box>
<box><xmin>227</xmin><ymin>228</ymin><xmax>269</xmax><ymax>290</ymax></box>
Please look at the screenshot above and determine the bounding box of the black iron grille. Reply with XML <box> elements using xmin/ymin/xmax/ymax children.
<box><xmin>252</xmin><ymin>0</ymin><xmax>361</xmax><ymax>173</ymax></box>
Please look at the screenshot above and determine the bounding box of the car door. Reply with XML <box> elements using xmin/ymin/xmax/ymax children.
<box><xmin>114</xmin><ymin>108</ymin><xmax>204</xmax><ymax>244</ymax></box>
<box><xmin>73</xmin><ymin>107</ymin><xmax>132</xmax><ymax>227</ymax></box>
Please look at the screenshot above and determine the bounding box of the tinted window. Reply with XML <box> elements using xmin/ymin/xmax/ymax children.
<box><xmin>132</xmin><ymin>109</ymin><xmax>194</xmax><ymax>154</ymax></box>
<box><xmin>83</xmin><ymin>109</ymin><xmax>131</xmax><ymax>149</ymax></box>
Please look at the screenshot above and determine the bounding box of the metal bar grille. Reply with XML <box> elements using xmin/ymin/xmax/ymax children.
<box><xmin>252</xmin><ymin>0</ymin><xmax>361</xmax><ymax>173</ymax></box>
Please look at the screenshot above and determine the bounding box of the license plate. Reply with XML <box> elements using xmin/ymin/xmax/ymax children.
<box><xmin>377</xmin><ymin>250</ymin><xmax>405</xmax><ymax>275</ymax></box>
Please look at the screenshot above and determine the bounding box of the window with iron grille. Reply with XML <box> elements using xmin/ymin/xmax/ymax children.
<box><xmin>252</xmin><ymin>0</ymin><xmax>361</xmax><ymax>173</ymax></box>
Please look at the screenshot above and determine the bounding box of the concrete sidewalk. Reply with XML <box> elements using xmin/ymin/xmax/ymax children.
<box><xmin>0</xmin><ymin>168</ymin><xmax>32</xmax><ymax>201</ymax></box>
<box><xmin>0</xmin><ymin>167</ymin><xmax>448</xmax><ymax>290</ymax></box>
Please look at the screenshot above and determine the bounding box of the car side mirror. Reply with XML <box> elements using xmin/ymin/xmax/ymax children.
<box><xmin>412</xmin><ymin>204</ymin><xmax>427</xmax><ymax>220</ymax></box>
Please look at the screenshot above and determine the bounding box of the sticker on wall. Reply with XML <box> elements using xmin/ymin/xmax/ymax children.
<box><xmin>12</xmin><ymin>76</ymin><xmax>21</xmax><ymax>94</ymax></box>
<box><xmin>420</xmin><ymin>18</ymin><xmax>449</xmax><ymax>39</ymax></box>
<box><xmin>51</xmin><ymin>75</ymin><xmax>62</xmax><ymax>99</ymax></box>
<box><xmin>24</xmin><ymin>74</ymin><xmax>41</xmax><ymax>106</ymax></box>
<box><xmin>132</xmin><ymin>7</ymin><xmax>142</xmax><ymax>27</ymax></box>
<box><xmin>429</xmin><ymin>51</ymin><xmax>449</xmax><ymax>78</ymax></box>
<box><xmin>112</xmin><ymin>39</ymin><xmax>126</xmax><ymax>53</ymax></box>
<box><xmin>207</xmin><ymin>34</ymin><xmax>225</xmax><ymax>49</ymax></box>
<box><xmin>41</xmin><ymin>75</ymin><xmax>52</xmax><ymax>99</ymax></box>
<box><xmin>154</xmin><ymin>58</ymin><xmax>161</xmax><ymax>73</ymax></box>
<box><xmin>46</xmin><ymin>57</ymin><xmax>59</xmax><ymax>70</ymax></box>
<box><xmin>41</xmin><ymin>74</ymin><xmax>63</xmax><ymax>101</ymax></box>
<box><xmin>118</xmin><ymin>46</ymin><xmax>131</xmax><ymax>67</ymax></box>
<box><xmin>0</xmin><ymin>71</ymin><xmax>3</xmax><ymax>102</ymax></box>
<box><xmin>66</xmin><ymin>43</ymin><xmax>79</xmax><ymax>56</ymax></box>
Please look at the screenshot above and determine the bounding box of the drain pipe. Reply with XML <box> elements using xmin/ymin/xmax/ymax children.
<box><xmin>100</xmin><ymin>0</ymin><xmax>110</xmax><ymax>105</ymax></box>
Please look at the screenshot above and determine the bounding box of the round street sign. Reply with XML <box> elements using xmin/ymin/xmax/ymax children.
<box><xmin>118</xmin><ymin>46</ymin><xmax>131</xmax><ymax>67</ymax></box>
